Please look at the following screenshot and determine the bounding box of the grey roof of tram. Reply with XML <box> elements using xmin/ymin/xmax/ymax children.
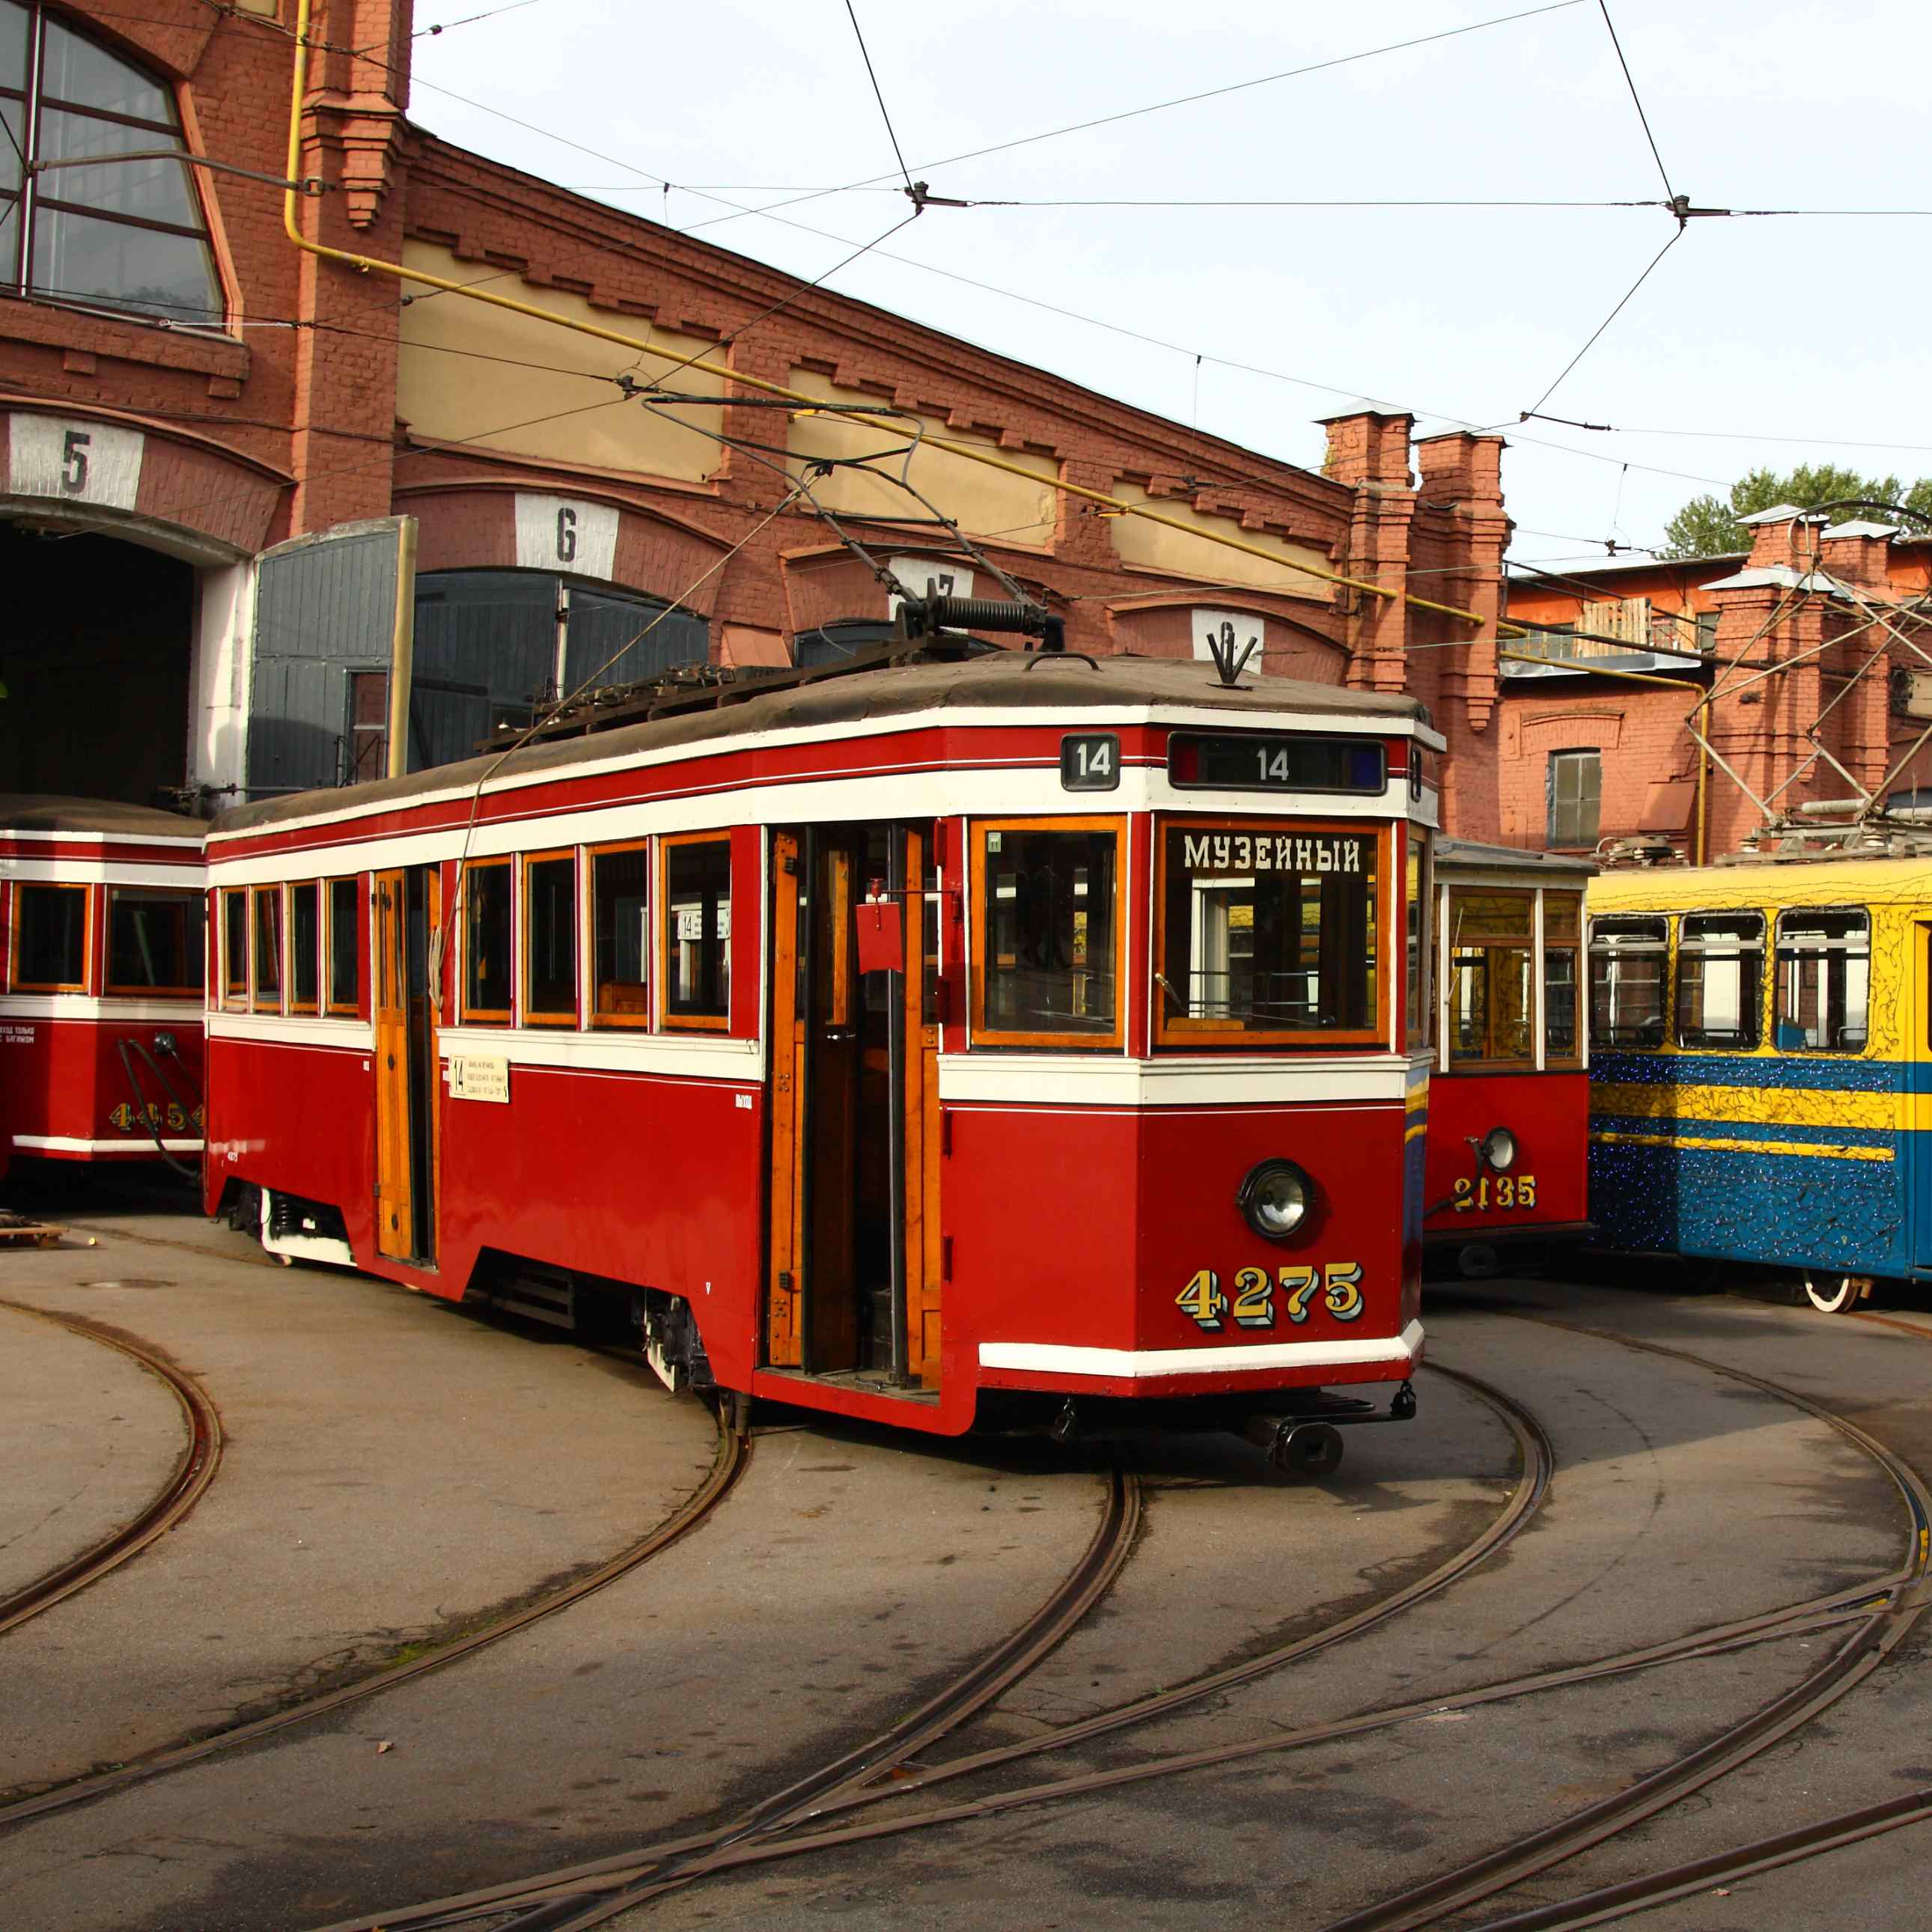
<box><xmin>0</xmin><ymin>794</ymin><xmax>208</xmax><ymax>841</ymax></box>
<box><xmin>214</xmin><ymin>652</ymin><xmax>1435</xmax><ymax>836</ymax></box>
<box><xmin>1436</xmin><ymin>836</ymin><xmax>1597</xmax><ymax>877</ymax></box>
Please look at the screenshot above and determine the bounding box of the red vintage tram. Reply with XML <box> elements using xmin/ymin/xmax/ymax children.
<box><xmin>1424</xmin><ymin>838</ymin><xmax>1595</xmax><ymax>1276</ymax></box>
<box><xmin>202</xmin><ymin>648</ymin><xmax>1438</xmax><ymax>1466</ymax></box>
<box><xmin>0</xmin><ymin>796</ymin><xmax>207</xmax><ymax>1184</ymax></box>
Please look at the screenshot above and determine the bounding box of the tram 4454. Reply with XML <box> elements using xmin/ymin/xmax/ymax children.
<box><xmin>203</xmin><ymin>651</ymin><xmax>1437</xmax><ymax>1472</ymax></box>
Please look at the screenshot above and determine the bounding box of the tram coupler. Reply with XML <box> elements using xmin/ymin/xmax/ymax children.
<box><xmin>1243</xmin><ymin>1382</ymin><xmax>1417</xmax><ymax>1476</ymax></box>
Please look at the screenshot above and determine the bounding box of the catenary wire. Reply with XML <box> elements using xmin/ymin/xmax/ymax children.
<box><xmin>1523</xmin><ymin>227</ymin><xmax>1682</xmax><ymax>418</ymax></box>
<box><xmin>841</xmin><ymin>0</ymin><xmax>912</xmax><ymax>192</ymax></box>
<box><xmin>415</xmin><ymin>0</ymin><xmax>549</xmax><ymax>37</ymax></box>
<box><xmin>1594</xmin><ymin>0</ymin><xmax>1674</xmax><ymax>204</ymax></box>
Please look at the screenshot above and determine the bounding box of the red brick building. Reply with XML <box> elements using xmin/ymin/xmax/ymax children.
<box><xmin>0</xmin><ymin>0</ymin><xmax>1523</xmax><ymax>815</ymax></box>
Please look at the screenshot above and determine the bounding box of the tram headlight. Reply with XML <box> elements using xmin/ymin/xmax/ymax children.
<box><xmin>1238</xmin><ymin>1159</ymin><xmax>1313</xmax><ymax>1241</ymax></box>
<box><xmin>1479</xmin><ymin>1126</ymin><xmax>1518</xmax><ymax>1172</ymax></box>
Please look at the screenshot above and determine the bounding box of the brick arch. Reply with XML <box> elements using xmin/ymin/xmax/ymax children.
<box><xmin>1518</xmin><ymin>707</ymin><xmax>1625</xmax><ymax>752</ymax></box>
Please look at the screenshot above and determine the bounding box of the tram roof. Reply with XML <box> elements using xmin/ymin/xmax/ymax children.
<box><xmin>1436</xmin><ymin>838</ymin><xmax>1597</xmax><ymax>879</ymax></box>
<box><xmin>214</xmin><ymin>650</ymin><xmax>1436</xmax><ymax>838</ymax></box>
<box><xmin>0</xmin><ymin>793</ymin><xmax>207</xmax><ymax>841</ymax></box>
<box><xmin>1589</xmin><ymin>850</ymin><xmax>1932</xmax><ymax>909</ymax></box>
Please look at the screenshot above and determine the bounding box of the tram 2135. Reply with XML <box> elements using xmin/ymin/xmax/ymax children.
<box><xmin>0</xmin><ymin>795</ymin><xmax>207</xmax><ymax>1184</ymax></box>
<box><xmin>203</xmin><ymin>652</ymin><xmax>1439</xmax><ymax>1466</ymax></box>
<box><xmin>1424</xmin><ymin>839</ymin><xmax>1597</xmax><ymax>1277</ymax></box>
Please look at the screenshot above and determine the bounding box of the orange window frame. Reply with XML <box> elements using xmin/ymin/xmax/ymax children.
<box><xmin>969</xmin><ymin>815</ymin><xmax>1129</xmax><ymax>1051</ymax></box>
<box><xmin>284</xmin><ymin>880</ymin><xmax>320</xmax><ymax>1015</ymax></box>
<box><xmin>251</xmin><ymin>883</ymin><xmax>284</xmax><ymax>1014</ymax></box>
<box><xmin>1151</xmin><ymin>816</ymin><xmax>1391</xmax><ymax>1051</ymax></box>
<box><xmin>324</xmin><ymin>876</ymin><xmax>361</xmax><ymax>1017</ymax></box>
<box><xmin>657</xmin><ymin>832</ymin><xmax>732</xmax><ymax>1033</ymax></box>
<box><xmin>1442</xmin><ymin>887</ymin><xmax>1538</xmax><ymax>1068</ymax></box>
<box><xmin>522</xmin><ymin>848</ymin><xmax>581</xmax><ymax>1028</ymax></box>
<box><xmin>9</xmin><ymin>881</ymin><xmax>90</xmax><ymax>993</ymax></box>
<box><xmin>588</xmin><ymin>839</ymin><xmax>652</xmax><ymax>1030</ymax></box>
<box><xmin>103</xmin><ymin>885</ymin><xmax>203</xmax><ymax>999</ymax></box>
<box><xmin>459</xmin><ymin>858</ymin><xmax>514</xmax><ymax>1024</ymax></box>
<box><xmin>219</xmin><ymin>886</ymin><xmax>249</xmax><ymax>1008</ymax></box>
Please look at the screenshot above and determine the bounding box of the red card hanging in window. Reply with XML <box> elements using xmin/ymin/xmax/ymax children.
<box><xmin>856</xmin><ymin>892</ymin><xmax>904</xmax><ymax>974</ymax></box>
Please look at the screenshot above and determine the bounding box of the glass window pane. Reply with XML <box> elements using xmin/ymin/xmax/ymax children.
<box><xmin>252</xmin><ymin>887</ymin><xmax>281</xmax><ymax>1005</ymax></box>
<box><xmin>0</xmin><ymin>102</ymin><xmax>23</xmax><ymax>195</ymax></box>
<box><xmin>463</xmin><ymin>863</ymin><xmax>511</xmax><ymax>1018</ymax></box>
<box><xmin>1675</xmin><ymin>912</ymin><xmax>1763</xmax><ymax>1049</ymax></box>
<box><xmin>1588</xmin><ymin>915</ymin><xmax>1667</xmax><ymax>1046</ymax></box>
<box><xmin>526</xmin><ymin>856</ymin><xmax>577</xmax><ymax>1019</ymax></box>
<box><xmin>1775</xmin><ymin>910</ymin><xmax>1868</xmax><ymax>1052</ymax></box>
<box><xmin>287</xmin><ymin>883</ymin><xmax>318</xmax><ymax>1008</ymax></box>
<box><xmin>328</xmin><ymin>879</ymin><xmax>359</xmax><ymax>1010</ymax></box>
<box><xmin>592</xmin><ymin>846</ymin><xmax>649</xmax><ymax>1023</ymax></box>
<box><xmin>13</xmin><ymin>883</ymin><xmax>85</xmax><ymax>987</ymax></box>
<box><xmin>1448</xmin><ymin>944</ymin><xmax>1532</xmax><ymax>1062</ymax></box>
<box><xmin>40</xmin><ymin>16</ymin><xmax>172</xmax><ymax>124</ymax></box>
<box><xmin>665</xmin><ymin>839</ymin><xmax>731</xmax><ymax>1021</ymax></box>
<box><xmin>1158</xmin><ymin>825</ymin><xmax>1375</xmax><ymax>1038</ymax></box>
<box><xmin>1451</xmin><ymin>892</ymin><xmax>1532</xmax><ymax>942</ymax></box>
<box><xmin>0</xmin><ymin>0</ymin><xmax>28</xmax><ymax>92</ymax></box>
<box><xmin>1404</xmin><ymin>836</ymin><xmax>1429</xmax><ymax>1052</ymax></box>
<box><xmin>222</xmin><ymin>889</ymin><xmax>247</xmax><ymax>1001</ymax></box>
<box><xmin>1544</xmin><ymin>893</ymin><xmax>1581</xmax><ymax>941</ymax></box>
<box><xmin>982</xmin><ymin>827</ymin><xmax>1119</xmax><ymax>1039</ymax></box>
<box><xmin>108</xmin><ymin>886</ymin><xmax>202</xmax><ymax>993</ymax></box>
<box><xmin>1545</xmin><ymin>948</ymin><xmax>1579</xmax><ymax>1058</ymax></box>
<box><xmin>38</xmin><ymin>108</ymin><xmax>200</xmax><ymax>226</ymax></box>
<box><xmin>31</xmin><ymin>203</ymin><xmax>221</xmax><ymax>323</ymax></box>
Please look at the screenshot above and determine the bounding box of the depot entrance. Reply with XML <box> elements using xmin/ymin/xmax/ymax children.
<box><xmin>0</xmin><ymin>524</ymin><xmax>194</xmax><ymax>806</ymax></box>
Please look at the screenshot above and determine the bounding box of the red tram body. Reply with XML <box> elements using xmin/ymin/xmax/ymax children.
<box><xmin>1424</xmin><ymin>838</ymin><xmax>1595</xmax><ymax>1276</ymax></box>
<box><xmin>0</xmin><ymin>796</ymin><xmax>207</xmax><ymax>1183</ymax></box>
<box><xmin>204</xmin><ymin>654</ymin><xmax>1439</xmax><ymax>1453</ymax></box>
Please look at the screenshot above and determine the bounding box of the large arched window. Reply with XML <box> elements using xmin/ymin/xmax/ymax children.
<box><xmin>0</xmin><ymin>2</ymin><xmax>223</xmax><ymax>326</ymax></box>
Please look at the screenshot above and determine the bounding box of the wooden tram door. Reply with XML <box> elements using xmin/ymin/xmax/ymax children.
<box><xmin>766</xmin><ymin>823</ymin><xmax>942</xmax><ymax>1388</ymax></box>
<box><xmin>374</xmin><ymin>867</ymin><xmax>439</xmax><ymax>1264</ymax></box>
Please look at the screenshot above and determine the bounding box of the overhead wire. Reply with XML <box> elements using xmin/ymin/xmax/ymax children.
<box><xmin>840</xmin><ymin>0</ymin><xmax>912</xmax><ymax>193</ymax></box>
<box><xmin>1521</xmin><ymin>226</ymin><xmax>1682</xmax><ymax>417</ymax></box>
<box><xmin>1594</xmin><ymin>0</ymin><xmax>1674</xmax><ymax>204</ymax></box>
<box><xmin>414</xmin><ymin>0</ymin><xmax>549</xmax><ymax>37</ymax></box>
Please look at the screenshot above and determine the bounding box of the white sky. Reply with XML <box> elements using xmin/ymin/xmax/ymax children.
<box><xmin>409</xmin><ymin>0</ymin><xmax>1932</xmax><ymax>569</ymax></box>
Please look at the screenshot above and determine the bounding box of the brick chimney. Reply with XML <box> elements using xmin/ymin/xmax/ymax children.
<box><xmin>1320</xmin><ymin>411</ymin><xmax>1413</xmax><ymax>492</ymax></box>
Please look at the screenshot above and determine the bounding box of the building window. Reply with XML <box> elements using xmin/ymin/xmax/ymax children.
<box><xmin>251</xmin><ymin>884</ymin><xmax>281</xmax><ymax>1011</ymax></box>
<box><xmin>348</xmin><ymin>671</ymin><xmax>389</xmax><ymax>783</ymax></box>
<box><xmin>1775</xmin><ymin>910</ymin><xmax>1868</xmax><ymax>1053</ymax></box>
<box><xmin>523</xmin><ymin>851</ymin><xmax>578</xmax><ymax>1026</ymax></box>
<box><xmin>0</xmin><ymin>2</ymin><xmax>224</xmax><ymax>326</ymax></box>
<box><xmin>11</xmin><ymin>880</ymin><xmax>85</xmax><ymax>989</ymax></box>
<box><xmin>591</xmin><ymin>843</ymin><xmax>650</xmax><ymax>1026</ymax></box>
<box><xmin>661</xmin><ymin>835</ymin><xmax>731</xmax><ymax>1029</ymax></box>
<box><xmin>1547</xmin><ymin>749</ymin><xmax>1601</xmax><ymax>848</ymax></box>
<box><xmin>287</xmin><ymin>881</ymin><xmax>318</xmax><ymax>1013</ymax></box>
<box><xmin>106</xmin><ymin>886</ymin><xmax>202</xmax><ymax>996</ymax></box>
<box><xmin>461</xmin><ymin>859</ymin><xmax>512</xmax><ymax>1023</ymax></box>
<box><xmin>326</xmin><ymin>877</ymin><xmax>359</xmax><ymax>1015</ymax></box>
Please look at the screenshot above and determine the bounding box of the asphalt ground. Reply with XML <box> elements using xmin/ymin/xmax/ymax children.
<box><xmin>4</xmin><ymin>1177</ymin><xmax>1932</xmax><ymax>1931</ymax></box>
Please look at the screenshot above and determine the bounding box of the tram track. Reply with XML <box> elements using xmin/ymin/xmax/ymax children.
<box><xmin>0</xmin><ymin>1299</ymin><xmax>222</xmax><ymax>1642</ymax></box>
<box><xmin>299</xmin><ymin>1362</ymin><xmax>1551</xmax><ymax>1932</ymax></box>
<box><xmin>0</xmin><ymin>1401</ymin><xmax>749</xmax><ymax>1827</ymax></box>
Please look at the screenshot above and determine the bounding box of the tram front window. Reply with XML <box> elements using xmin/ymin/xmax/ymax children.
<box><xmin>1775</xmin><ymin>909</ymin><xmax>1868</xmax><ymax>1052</ymax></box>
<box><xmin>1589</xmin><ymin>915</ymin><xmax>1668</xmax><ymax>1047</ymax></box>
<box><xmin>106</xmin><ymin>886</ymin><xmax>203</xmax><ymax>996</ymax></box>
<box><xmin>1677</xmin><ymin>912</ymin><xmax>1764</xmax><ymax>1049</ymax></box>
<box><xmin>975</xmin><ymin>823</ymin><xmax>1119</xmax><ymax>1044</ymax></box>
<box><xmin>1544</xmin><ymin>892</ymin><xmax>1581</xmax><ymax>1061</ymax></box>
<box><xmin>1446</xmin><ymin>892</ymin><xmax>1532</xmax><ymax>1064</ymax></box>
<box><xmin>1156</xmin><ymin>822</ymin><xmax>1379</xmax><ymax>1045</ymax></box>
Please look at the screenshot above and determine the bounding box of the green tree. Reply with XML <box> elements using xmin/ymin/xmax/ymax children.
<box><xmin>1658</xmin><ymin>463</ymin><xmax>1932</xmax><ymax>558</ymax></box>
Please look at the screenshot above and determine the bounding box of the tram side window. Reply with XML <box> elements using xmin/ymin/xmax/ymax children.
<box><xmin>1544</xmin><ymin>892</ymin><xmax>1582</xmax><ymax>1062</ymax></box>
<box><xmin>221</xmin><ymin>888</ymin><xmax>248</xmax><ymax>1008</ymax></box>
<box><xmin>1445</xmin><ymin>892</ymin><xmax>1533</xmax><ymax>1064</ymax></box>
<box><xmin>525</xmin><ymin>852</ymin><xmax>579</xmax><ymax>1026</ymax></box>
<box><xmin>1675</xmin><ymin>912</ymin><xmax>1764</xmax><ymax>1050</ymax></box>
<box><xmin>1775</xmin><ymin>909</ymin><xmax>1869</xmax><ymax>1053</ymax></box>
<box><xmin>251</xmin><ymin>886</ymin><xmax>283</xmax><ymax>1012</ymax></box>
<box><xmin>287</xmin><ymin>883</ymin><xmax>319</xmax><ymax>1014</ymax></box>
<box><xmin>979</xmin><ymin>822</ymin><xmax>1122</xmax><ymax>1046</ymax></box>
<box><xmin>1589</xmin><ymin>916</ymin><xmax>1669</xmax><ymax>1048</ymax></box>
<box><xmin>1405</xmin><ymin>834</ymin><xmax>1433</xmax><ymax>1052</ymax></box>
<box><xmin>12</xmin><ymin>883</ymin><xmax>87</xmax><ymax>990</ymax></box>
<box><xmin>461</xmin><ymin>860</ymin><xmax>513</xmax><ymax>1023</ymax></box>
<box><xmin>662</xmin><ymin>836</ymin><xmax>731</xmax><ymax>1029</ymax></box>
<box><xmin>591</xmin><ymin>844</ymin><xmax>650</xmax><ymax>1026</ymax></box>
<box><xmin>106</xmin><ymin>888</ymin><xmax>204</xmax><ymax>997</ymax></box>
<box><xmin>326</xmin><ymin>878</ymin><xmax>360</xmax><ymax>1015</ymax></box>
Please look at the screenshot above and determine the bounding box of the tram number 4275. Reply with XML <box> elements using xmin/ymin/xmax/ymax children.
<box><xmin>1177</xmin><ymin>1263</ymin><xmax>1363</xmax><ymax>1332</ymax></box>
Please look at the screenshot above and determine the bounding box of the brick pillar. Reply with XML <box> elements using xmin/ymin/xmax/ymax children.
<box><xmin>1320</xmin><ymin>412</ymin><xmax>1414</xmax><ymax>696</ymax></box>
<box><xmin>287</xmin><ymin>0</ymin><xmax>412</xmax><ymax>535</ymax></box>
<box><xmin>1415</xmin><ymin>432</ymin><xmax>1508</xmax><ymax>738</ymax></box>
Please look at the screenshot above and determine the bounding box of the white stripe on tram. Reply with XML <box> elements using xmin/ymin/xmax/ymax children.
<box><xmin>936</xmin><ymin>1054</ymin><xmax>1417</xmax><ymax>1109</ymax></box>
<box><xmin>14</xmin><ymin>1136</ymin><xmax>204</xmax><ymax>1154</ymax></box>
<box><xmin>978</xmin><ymin>1320</ymin><xmax>1424</xmax><ymax>1380</ymax></box>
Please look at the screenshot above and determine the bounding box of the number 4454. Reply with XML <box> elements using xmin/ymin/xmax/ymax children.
<box><xmin>1176</xmin><ymin>1263</ymin><xmax>1363</xmax><ymax>1332</ymax></box>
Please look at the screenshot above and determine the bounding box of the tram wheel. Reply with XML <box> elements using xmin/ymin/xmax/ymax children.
<box><xmin>1282</xmin><ymin>1421</ymin><xmax>1344</xmax><ymax>1478</ymax></box>
<box><xmin>1802</xmin><ymin>1271</ymin><xmax>1862</xmax><ymax>1314</ymax></box>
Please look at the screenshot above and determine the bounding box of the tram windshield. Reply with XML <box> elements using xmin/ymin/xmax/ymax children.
<box><xmin>1155</xmin><ymin>821</ymin><xmax>1380</xmax><ymax>1045</ymax></box>
<box><xmin>1589</xmin><ymin>915</ymin><xmax>1668</xmax><ymax>1048</ymax></box>
<box><xmin>1445</xmin><ymin>892</ymin><xmax>1533</xmax><ymax>1064</ymax></box>
<box><xmin>975</xmin><ymin>823</ymin><xmax>1119</xmax><ymax>1045</ymax></box>
<box><xmin>1775</xmin><ymin>909</ymin><xmax>1868</xmax><ymax>1052</ymax></box>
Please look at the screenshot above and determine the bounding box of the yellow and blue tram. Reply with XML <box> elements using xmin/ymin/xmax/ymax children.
<box><xmin>1588</xmin><ymin>849</ymin><xmax>1932</xmax><ymax>1311</ymax></box>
